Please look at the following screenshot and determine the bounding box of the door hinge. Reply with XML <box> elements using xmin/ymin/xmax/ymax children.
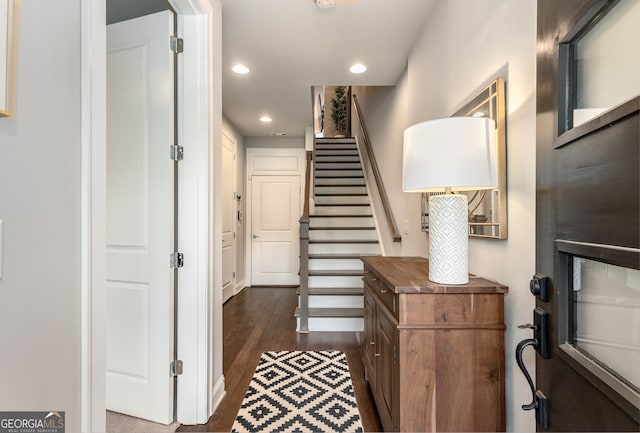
<box><xmin>233</xmin><ymin>232</ymin><xmax>236</xmax><ymax>239</ymax></box>
<box><xmin>170</xmin><ymin>360</ymin><xmax>183</xmax><ymax>377</ymax></box>
<box><xmin>170</xmin><ymin>36</ymin><xmax>183</xmax><ymax>54</ymax></box>
<box><xmin>171</xmin><ymin>145</ymin><xmax>184</xmax><ymax>161</ymax></box>
<box><xmin>393</xmin><ymin>416</ymin><xmax>398</xmax><ymax>431</ymax></box>
<box><xmin>393</xmin><ymin>346</ymin><xmax>397</xmax><ymax>364</ymax></box>
<box><xmin>232</xmin><ymin>271</ymin><xmax>236</xmax><ymax>279</ymax></box>
<box><xmin>170</xmin><ymin>252</ymin><xmax>184</xmax><ymax>269</ymax></box>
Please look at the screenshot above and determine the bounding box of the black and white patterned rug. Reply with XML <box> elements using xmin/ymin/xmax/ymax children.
<box><xmin>232</xmin><ymin>351</ymin><xmax>364</xmax><ymax>433</ymax></box>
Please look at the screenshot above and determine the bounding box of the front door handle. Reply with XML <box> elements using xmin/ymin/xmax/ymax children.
<box><xmin>516</xmin><ymin>307</ymin><xmax>549</xmax><ymax>429</ymax></box>
<box><xmin>516</xmin><ymin>338</ymin><xmax>540</xmax><ymax>411</ymax></box>
<box><xmin>252</xmin><ymin>234</ymin><xmax>260</xmax><ymax>239</ymax></box>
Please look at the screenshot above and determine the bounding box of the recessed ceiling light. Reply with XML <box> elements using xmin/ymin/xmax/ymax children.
<box><xmin>350</xmin><ymin>63</ymin><xmax>367</xmax><ymax>74</ymax></box>
<box><xmin>316</xmin><ymin>0</ymin><xmax>335</xmax><ymax>8</ymax></box>
<box><xmin>260</xmin><ymin>116</ymin><xmax>272</xmax><ymax>123</ymax></box>
<box><xmin>232</xmin><ymin>64</ymin><xmax>250</xmax><ymax>74</ymax></box>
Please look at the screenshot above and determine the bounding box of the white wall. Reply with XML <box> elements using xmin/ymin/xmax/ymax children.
<box><xmin>355</xmin><ymin>1</ymin><xmax>537</xmax><ymax>430</ymax></box>
<box><xmin>352</xmin><ymin>79</ymin><xmax>425</xmax><ymax>257</ymax></box>
<box><xmin>245</xmin><ymin>136</ymin><xmax>304</xmax><ymax>148</ymax></box>
<box><xmin>0</xmin><ymin>0</ymin><xmax>83</xmax><ymax>431</ymax></box>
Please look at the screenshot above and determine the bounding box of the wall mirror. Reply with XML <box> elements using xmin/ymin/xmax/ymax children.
<box><xmin>0</xmin><ymin>0</ymin><xmax>18</xmax><ymax>117</ymax></box>
<box><xmin>422</xmin><ymin>77</ymin><xmax>507</xmax><ymax>239</ymax></box>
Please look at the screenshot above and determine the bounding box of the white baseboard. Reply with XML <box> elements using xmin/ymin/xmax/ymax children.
<box><xmin>234</xmin><ymin>281</ymin><xmax>246</xmax><ymax>295</ymax></box>
<box><xmin>209</xmin><ymin>374</ymin><xmax>226</xmax><ymax>417</ymax></box>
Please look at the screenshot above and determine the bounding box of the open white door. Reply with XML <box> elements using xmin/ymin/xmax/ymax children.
<box><xmin>251</xmin><ymin>175</ymin><xmax>301</xmax><ymax>285</ymax></box>
<box><xmin>106</xmin><ymin>11</ymin><xmax>175</xmax><ymax>424</ymax></box>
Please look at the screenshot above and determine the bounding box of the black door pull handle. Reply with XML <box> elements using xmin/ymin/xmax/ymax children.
<box><xmin>515</xmin><ymin>308</ymin><xmax>550</xmax><ymax>429</ymax></box>
<box><xmin>516</xmin><ymin>338</ymin><xmax>539</xmax><ymax>410</ymax></box>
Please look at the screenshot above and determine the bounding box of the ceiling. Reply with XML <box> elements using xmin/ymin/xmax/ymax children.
<box><xmin>222</xmin><ymin>0</ymin><xmax>436</xmax><ymax>138</ymax></box>
<box><xmin>106</xmin><ymin>0</ymin><xmax>437</xmax><ymax>139</ymax></box>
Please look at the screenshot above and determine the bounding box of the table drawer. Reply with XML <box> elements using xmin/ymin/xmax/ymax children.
<box><xmin>363</xmin><ymin>267</ymin><xmax>397</xmax><ymax>318</ymax></box>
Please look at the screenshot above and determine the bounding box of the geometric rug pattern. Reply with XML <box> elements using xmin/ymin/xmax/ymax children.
<box><xmin>232</xmin><ymin>351</ymin><xmax>364</xmax><ymax>433</ymax></box>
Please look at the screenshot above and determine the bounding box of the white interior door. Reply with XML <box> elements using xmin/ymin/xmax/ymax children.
<box><xmin>106</xmin><ymin>10</ymin><xmax>175</xmax><ymax>425</ymax></box>
<box><xmin>221</xmin><ymin>132</ymin><xmax>236</xmax><ymax>302</ymax></box>
<box><xmin>251</xmin><ymin>175</ymin><xmax>301</xmax><ymax>285</ymax></box>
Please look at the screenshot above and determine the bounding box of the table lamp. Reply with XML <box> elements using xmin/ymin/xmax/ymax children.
<box><xmin>402</xmin><ymin>117</ymin><xmax>497</xmax><ymax>284</ymax></box>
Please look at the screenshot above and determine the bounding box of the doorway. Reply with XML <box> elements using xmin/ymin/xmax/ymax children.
<box><xmin>250</xmin><ymin>175</ymin><xmax>301</xmax><ymax>286</ymax></box>
<box><xmin>222</xmin><ymin>130</ymin><xmax>237</xmax><ymax>302</ymax></box>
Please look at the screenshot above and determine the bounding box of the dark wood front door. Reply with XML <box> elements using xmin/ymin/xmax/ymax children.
<box><xmin>535</xmin><ymin>0</ymin><xmax>639</xmax><ymax>431</ymax></box>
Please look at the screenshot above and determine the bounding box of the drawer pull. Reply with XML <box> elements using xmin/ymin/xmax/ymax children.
<box><xmin>371</xmin><ymin>277</ymin><xmax>378</xmax><ymax>281</ymax></box>
<box><xmin>380</xmin><ymin>288</ymin><xmax>388</xmax><ymax>294</ymax></box>
<box><xmin>375</xmin><ymin>353</ymin><xmax>381</xmax><ymax>357</ymax></box>
<box><xmin>370</xmin><ymin>341</ymin><xmax>375</xmax><ymax>345</ymax></box>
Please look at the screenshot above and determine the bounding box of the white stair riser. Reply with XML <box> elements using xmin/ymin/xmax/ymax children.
<box><xmin>302</xmin><ymin>295</ymin><xmax>364</xmax><ymax>309</ymax></box>
<box><xmin>314</xmin><ymin>178</ymin><xmax>366</xmax><ymax>186</ymax></box>
<box><xmin>316</xmin><ymin>163</ymin><xmax>361</xmax><ymax>170</ymax></box>
<box><xmin>315</xmin><ymin>145</ymin><xmax>357</xmax><ymax>150</ymax></box>
<box><xmin>310</xmin><ymin>217</ymin><xmax>374</xmax><ymax>227</ymax></box>
<box><xmin>315</xmin><ymin>196</ymin><xmax>369</xmax><ymax>205</ymax></box>
<box><xmin>315</xmin><ymin>156</ymin><xmax>360</xmax><ymax>163</ymax></box>
<box><xmin>310</xmin><ymin>230</ymin><xmax>377</xmax><ymax>241</ymax></box>
<box><xmin>309</xmin><ymin>275</ymin><xmax>363</xmax><ymax>288</ymax></box>
<box><xmin>315</xmin><ymin>186</ymin><xmax>367</xmax><ymax>195</ymax></box>
<box><xmin>309</xmin><ymin>243</ymin><xmax>379</xmax><ymax>255</ymax></box>
<box><xmin>316</xmin><ymin>139</ymin><xmax>356</xmax><ymax>145</ymax></box>
<box><xmin>313</xmin><ymin>205</ymin><xmax>371</xmax><ymax>215</ymax></box>
<box><xmin>315</xmin><ymin>170</ymin><xmax>363</xmax><ymax>177</ymax></box>
<box><xmin>297</xmin><ymin>317</ymin><xmax>364</xmax><ymax>332</ymax></box>
<box><xmin>309</xmin><ymin>258</ymin><xmax>363</xmax><ymax>270</ymax></box>
<box><xmin>315</xmin><ymin>150</ymin><xmax>359</xmax><ymax>156</ymax></box>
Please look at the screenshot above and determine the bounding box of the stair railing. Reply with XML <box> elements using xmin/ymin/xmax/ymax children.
<box><xmin>298</xmin><ymin>150</ymin><xmax>313</xmax><ymax>333</ymax></box>
<box><xmin>352</xmin><ymin>94</ymin><xmax>402</xmax><ymax>242</ymax></box>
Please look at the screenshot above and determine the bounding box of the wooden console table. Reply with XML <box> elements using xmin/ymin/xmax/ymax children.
<box><xmin>361</xmin><ymin>256</ymin><xmax>507</xmax><ymax>432</ymax></box>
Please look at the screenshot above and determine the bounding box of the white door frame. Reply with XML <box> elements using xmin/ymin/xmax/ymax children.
<box><xmin>80</xmin><ymin>0</ymin><xmax>223</xmax><ymax>430</ymax></box>
<box><xmin>245</xmin><ymin>148</ymin><xmax>306</xmax><ymax>287</ymax></box>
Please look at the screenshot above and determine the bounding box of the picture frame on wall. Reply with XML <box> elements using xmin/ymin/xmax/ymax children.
<box><xmin>0</xmin><ymin>0</ymin><xmax>18</xmax><ymax>118</ymax></box>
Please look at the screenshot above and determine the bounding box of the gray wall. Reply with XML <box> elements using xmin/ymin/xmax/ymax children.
<box><xmin>107</xmin><ymin>0</ymin><xmax>170</xmax><ymax>24</ymax></box>
<box><xmin>0</xmin><ymin>1</ymin><xmax>83</xmax><ymax>430</ymax></box>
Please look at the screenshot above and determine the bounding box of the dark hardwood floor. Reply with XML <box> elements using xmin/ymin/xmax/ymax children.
<box><xmin>177</xmin><ymin>287</ymin><xmax>382</xmax><ymax>432</ymax></box>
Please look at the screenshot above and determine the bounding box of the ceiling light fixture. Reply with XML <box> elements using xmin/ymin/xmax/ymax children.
<box><xmin>316</xmin><ymin>0</ymin><xmax>335</xmax><ymax>9</ymax></box>
<box><xmin>260</xmin><ymin>116</ymin><xmax>272</xmax><ymax>123</ymax></box>
<box><xmin>350</xmin><ymin>63</ymin><xmax>367</xmax><ymax>74</ymax></box>
<box><xmin>232</xmin><ymin>64</ymin><xmax>250</xmax><ymax>74</ymax></box>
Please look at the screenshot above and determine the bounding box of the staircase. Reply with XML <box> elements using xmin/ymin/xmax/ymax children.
<box><xmin>296</xmin><ymin>137</ymin><xmax>380</xmax><ymax>332</ymax></box>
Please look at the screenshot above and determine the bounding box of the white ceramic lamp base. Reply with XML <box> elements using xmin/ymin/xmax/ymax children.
<box><xmin>429</xmin><ymin>193</ymin><xmax>469</xmax><ymax>284</ymax></box>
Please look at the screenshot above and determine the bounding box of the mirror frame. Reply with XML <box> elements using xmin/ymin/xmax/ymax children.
<box><xmin>422</xmin><ymin>77</ymin><xmax>508</xmax><ymax>239</ymax></box>
<box><xmin>0</xmin><ymin>0</ymin><xmax>18</xmax><ymax>118</ymax></box>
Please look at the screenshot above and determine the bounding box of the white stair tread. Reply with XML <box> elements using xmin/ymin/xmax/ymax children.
<box><xmin>295</xmin><ymin>307</ymin><xmax>364</xmax><ymax>318</ymax></box>
<box><xmin>315</xmin><ymin>196</ymin><xmax>370</xmax><ymax>205</ymax></box>
<box><xmin>315</xmin><ymin>186</ymin><xmax>367</xmax><ymax>195</ymax></box>
<box><xmin>313</xmin><ymin>206</ymin><xmax>372</xmax><ymax>215</ymax></box>
<box><xmin>309</xmin><ymin>243</ymin><xmax>379</xmax><ymax>254</ymax></box>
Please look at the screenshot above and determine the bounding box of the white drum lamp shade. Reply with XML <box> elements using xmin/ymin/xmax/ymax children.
<box><xmin>402</xmin><ymin>117</ymin><xmax>497</xmax><ymax>284</ymax></box>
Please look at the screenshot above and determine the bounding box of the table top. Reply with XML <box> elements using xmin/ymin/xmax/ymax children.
<box><xmin>361</xmin><ymin>256</ymin><xmax>508</xmax><ymax>294</ymax></box>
